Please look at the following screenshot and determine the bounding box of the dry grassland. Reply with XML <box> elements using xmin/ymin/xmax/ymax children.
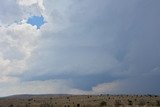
<box><xmin>0</xmin><ymin>94</ymin><xmax>159</xmax><ymax>107</ymax></box>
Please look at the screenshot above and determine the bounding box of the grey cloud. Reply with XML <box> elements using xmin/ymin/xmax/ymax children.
<box><xmin>22</xmin><ymin>72</ymin><xmax>122</xmax><ymax>91</ymax></box>
<box><xmin>28</xmin><ymin>0</ymin><xmax>139</xmax><ymax>75</ymax></box>
<box><xmin>112</xmin><ymin>67</ymin><xmax>160</xmax><ymax>94</ymax></box>
<box><xmin>19</xmin><ymin>0</ymin><xmax>160</xmax><ymax>94</ymax></box>
<box><xmin>0</xmin><ymin>0</ymin><xmax>22</xmax><ymax>24</ymax></box>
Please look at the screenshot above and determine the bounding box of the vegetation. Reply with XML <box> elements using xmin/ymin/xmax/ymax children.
<box><xmin>0</xmin><ymin>95</ymin><xmax>159</xmax><ymax>107</ymax></box>
<box><xmin>100</xmin><ymin>101</ymin><xmax>107</xmax><ymax>107</ymax></box>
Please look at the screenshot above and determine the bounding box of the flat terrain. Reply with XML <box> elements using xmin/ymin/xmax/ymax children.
<box><xmin>0</xmin><ymin>94</ymin><xmax>160</xmax><ymax>107</ymax></box>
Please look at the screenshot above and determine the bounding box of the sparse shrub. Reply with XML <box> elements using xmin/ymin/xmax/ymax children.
<box><xmin>155</xmin><ymin>95</ymin><xmax>158</xmax><ymax>97</ymax></box>
<box><xmin>100</xmin><ymin>101</ymin><xmax>107</xmax><ymax>107</ymax></box>
<box><xmin>106</xmin><ymin>94</ymin><xmax>110</xmax><ymax>96</ymax></box>
<box><xmin>77</xmin><ymin>104</ymin><xmax>80</xmax><ymax>107</ymax></box>
<box><xmin>115</xmin><ymin>100</ymin><xmax>122</xmax><ymax>107</ymax></box>
<box><xmin>40</xmin><ymin>103</ymin><xmax>52</xmax><ymax>107</ymax></box>
<box><xmin>28</xmin><ymin>98</ymin><xmax>33</xmax><ymax>101</ymax></box>
<box><xmin>8</xmin><ymin>104</ymin><xmax>13</xmax><ymax>107</ymax></box>
<box><xmin>85</xmin><ymin>104</ymin><xmax>92</xmax><ymax>107</ymax></box>
<box><xmin>25</xmin><ymin>104</ymin><xmax>30</xmax><ymax>107</ymax></box>
<box><xmin>138</xmin><ymin>99</ymin><xmax>145</xmax><ymax>106</ymax></box>
<box><xmin>147</xmin><ymin>94</ymin><xmax>152</xmax><ymax>97</ymax></box>
<box><xmin>128</xmin><ymin>100</ymin><xmax>133</xmax><ymax>105</ymax></box>
<box><xmin>156</xmin><ymin>100</ymin><xmax>160</xmax><ymax>106</ymax></box>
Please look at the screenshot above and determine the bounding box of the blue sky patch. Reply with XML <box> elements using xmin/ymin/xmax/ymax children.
<box><xmin>27</xmin><ymin>15</ymin><xmax>45</xmax><ymax>29</ymax></box>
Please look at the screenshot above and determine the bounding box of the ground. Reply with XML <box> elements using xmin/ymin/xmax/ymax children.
<box><xmin>0</xmin><ymin>94</ymin><xmax>160</xmax><ymax>107</ymax></box>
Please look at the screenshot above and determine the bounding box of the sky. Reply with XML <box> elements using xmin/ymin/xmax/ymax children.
<box><xmin>27</xmin><ymin>15</ymin><xmax>45</xmax><ymax>29</ymax></box>
<box><xmin>0</xmin><ymin>0</ymin><xmax>160</xmax><ymax>97</ymax></box>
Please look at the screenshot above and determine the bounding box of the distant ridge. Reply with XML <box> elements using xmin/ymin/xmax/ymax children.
<box><xmin>0</xmin><ymin>94</ymin><xmax>71</xmax><ymax>99</ymax></box>
<box><xmin>1</xmin><ymin>94</ymin><xmax>159</xmax><ymax>99</ymax></box>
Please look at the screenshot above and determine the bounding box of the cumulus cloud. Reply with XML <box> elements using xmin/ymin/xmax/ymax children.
<box><xmin>0</xmin><ymin>21</ymin><xmax>41</xmax><ymax>97</ymax></box>
<box><xmin>0</xmin><ymin>23</ymin><xmax>39</xmax><ymax>76</ymax></box>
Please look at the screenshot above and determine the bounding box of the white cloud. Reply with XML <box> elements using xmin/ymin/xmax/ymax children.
<box><xmin>17</xmin><ymin>0</ymin><xmax>45</xmax><ymax>10</ymax></box>
<box><xmin>92</xmin><ymin>81</ymin><xmax>122</xmax><ymax>94</ymax></box>
<box><xmin>0</xmin><ymin>76</ymin><xmax>19</xmax><ymax>84</ymax></box>
<box><xmin>0</xmin><ymin>22</ymin><xmax>40</xmax><ymax>76</ymax></box>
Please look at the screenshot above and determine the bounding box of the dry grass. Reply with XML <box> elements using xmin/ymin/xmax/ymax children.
<box><xmin>0</xmin><ymin>95</ymin><xmax>159</xmax><ymax>107</ymax></box>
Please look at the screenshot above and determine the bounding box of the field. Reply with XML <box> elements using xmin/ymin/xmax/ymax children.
<box><xmin>0</xmin><ymin>94</ymin><xmax>160</xmax><ymax>107</ymax></box>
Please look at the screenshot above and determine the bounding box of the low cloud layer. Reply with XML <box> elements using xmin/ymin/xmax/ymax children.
<box><xmin>0</xmin><ymin>0</ymin><xmax>160</xmax><ymax>96</ymax></box>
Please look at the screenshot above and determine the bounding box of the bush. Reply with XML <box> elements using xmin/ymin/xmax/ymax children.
<box><xmin>8</xmin><ymin>104</ymin><xmax>13</xmax><ymax>107</ymax></box>
<box><xmin>100</xmin><ymin>101</ymin><xmax>107</xmax><ymax>107</ymax></box>
<box><xmin>40</xmin><ymin>103</ymin><xmax>53</xmax><ymax>107</ymax></box>
<box><xmin>77</xmin><ymin>104</ymin><xmax>80</xmax><ymax>107</ymax></box>
<box><xmin>138</xmin><ymin>100</ymin><xmax>145</xmax><ymax>106</ymax></box>
<box><xmin>128</xmin><ymin>100</ymin><xmax>133</xmax><ymax>105</ymax></box>
<box><xmin>28</xmin><ymin>98</ymin><xmax>33</xmax><ymax>102</ymax></box>
<box><xmin>115</xmin><ymin>100</ymin><xmax>123</xmax><ymax>107</ymax></box>
<box><xmin>156</xmin><ymin>100</ymin><xmax>160</xmax><ymax>106</ymax></box>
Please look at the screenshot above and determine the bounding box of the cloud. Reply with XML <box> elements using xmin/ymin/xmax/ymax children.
<box><xmin>0</xmin><ymin>0</ymin><xmax>160</xmax><ymax>96</ymax></box>
<box><xmin>0</xmin><ymin>0</ymin><xmax>44</xmax><ymax>25</ymax></box>
<box><xmin>0</xmin><ymin>0</ymin><xmax>22</xmax><ymax>25</ymax></box>
<box><xmin>27</xmin><ymin>0</ymin><xmax>122</xmax><ymax>76</ymax></box>
<box><xmin>91</xmin><ymin>81</ymin><xmax>122</xmax><ymax>94</ymax></box>
<box><xmin>0</xmin><ymin>22</ymin><xmax>40</xmax><ymax>77</ymax></box>
<box><xmin>25</xmin><ymin>0</ymin><xmax>138</xmax><ymax>77</ymax></box>
<box><xmin>0</xmin><ymin>79</ymin><xmax>73</xmax><ymax>96</ymax></box>
<box><xmin>27</xmin><ymin>0</ymin><xmax>160</xmax><ymax>94</ymax></box>
<box><xmin>0</xmin><ymin>76</ymin><xmax>19</xmax><ymax>84</ymax></box>
<box><xmin>17</xmin><ymin>0</ymin><xmax>45</xmax><ymax>10</ymax></box>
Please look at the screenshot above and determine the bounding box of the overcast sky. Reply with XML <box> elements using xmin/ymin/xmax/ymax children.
<box><xmin>0</xmin><ymin>0</ymin><xmax>160</xmax><ymax>96</ymax></box>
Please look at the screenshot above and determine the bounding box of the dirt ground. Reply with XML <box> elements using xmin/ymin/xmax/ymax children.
<box><xmin>0</xmin><ymin>94</ymin><xmax>160</xmax><ymax>107</ymax></box>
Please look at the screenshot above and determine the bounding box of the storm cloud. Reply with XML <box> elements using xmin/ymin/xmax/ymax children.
<box><xmin>0</xmin><ymin>0</ymin><xmax>160</xmax><ymax>96</ymax></box>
